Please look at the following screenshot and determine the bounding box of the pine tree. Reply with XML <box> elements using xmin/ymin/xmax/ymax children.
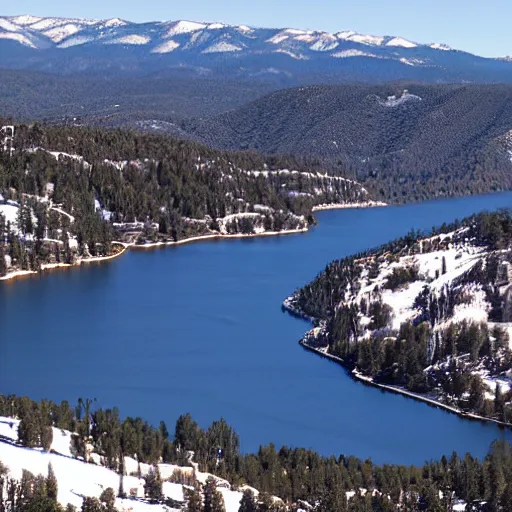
<box><xmin>46</xmin><ymin>463</ymin><xmax>58</xmax><ymax>502</ymax></box>
<box><xmin>81</xmin><ymin>497</ymin><xmax>103</xmax><ymax>512</ymax></box>
<box><xmin>203</xmin><ymin>478</ymin><xmax>225</xmax><ymax>512</ymax></box>
<box><xmin>238</xmin><ymin>489</ymin><xmax>258</xmax><ymax>512</ymax></box>
<box><xmin>159</xmin><ymin>421</ymin><xmax>169</xmax><ymax>440</ymax></box>
<box><xmin>40</xmin><ymin>425</ymin><xmax>53</xmax><ymax>452</ymax></box>
<box><xmin>256</xmin><ymin>492</ymin><xmax>275</xmax><ymax>512</ymax></box>
<box><xmin>99</xmin><ymin>488</ymin><xmax>116</xmax><ymax>512</ymax></box>
<box><xmin>501</xmin><ymin>483</ymin><xmax>512</xmax><ymax>510</ymax></box>
<box><xmin>318</xmin><ymin>487</ymin><xmax>347</xmax><ymax>512</ymax></box>
<box><xmin>144</xmin><ymin>465</ymin><xmax>163</xmax><ymax>503</ymax></box>
<box><xmin>184</xmin><ymin>487</ymin><xmax>203</xmax><ymax>512</ymax></box>
<box><xmin>18</xmin><ymin>414</ymin><xmax>38</xmax><ymax>448</ymax></box>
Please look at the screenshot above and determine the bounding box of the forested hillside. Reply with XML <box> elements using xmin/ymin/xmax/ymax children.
<box><xmin>0</xmin><ymin>121</ymin><xmax>373</xmax><ymax>278</ymax></box>
<box><xmin>3</xmin><ymin>394</ymin><xmax>512</xmax><ymax>511</ymax></box>
<box><xmin>182</xmin><ymin>84</ymin><xmax>512</xmax><ymax>202</ymax></box>
<box><xmin>285</xmin><ymin>210</ymin><xmax>512</xmax><ymax>424</ymax></box>
<box><xmin>0</xmin><ymin>69</ymin><xmax>276</xmax><ymax>123</ymax></box>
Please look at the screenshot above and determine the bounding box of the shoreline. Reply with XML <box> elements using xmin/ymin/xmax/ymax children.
<box><xmin>0</xmin><ymin>243</ymin><xmax>128</xmax><ymax>283</ymax></box>
<box><xmin>299</xmin><ymin>339</ymin><xmax>512</xmax><ymax>429</ymax></box>
<box><xmin>311</xmin><ymin>201</ymin><xmax>387</xmax><ymax>212</ymax></box>
<box><xmin>130</xmin><ymin>227</ymin><xmax>309</xmax><ymax>249</ymax></box>
<box><xmin>0</xmin><ymin>200</ymin><xmax>384</xmax><ymax>281</ymax></box>
<box><xmin>282</xmin><ymin>300</ymin><xmax>512</xmax><ymax>430</ymax></box>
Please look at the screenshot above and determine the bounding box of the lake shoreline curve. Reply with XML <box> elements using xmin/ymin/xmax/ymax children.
<box><xmin>282</xmin><ymin>298</ymin><xmax>512</xmax><ymax>431</ymax></box>
<box><xmin>0</xmin><ymin>201</ymin><xmax>386</xmax><ymax>283</ymax></box>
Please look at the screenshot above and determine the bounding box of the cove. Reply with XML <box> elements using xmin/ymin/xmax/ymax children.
<box><xmin>2</xmin><ymin>192</ymin><xmax>512</xmax><ymax>465</ymax></box>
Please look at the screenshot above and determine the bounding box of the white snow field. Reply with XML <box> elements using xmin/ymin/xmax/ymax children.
<box><xmin>0</xmin><ymin>417</ymin><xmax>244</xmax><ymax>512</ymax></box>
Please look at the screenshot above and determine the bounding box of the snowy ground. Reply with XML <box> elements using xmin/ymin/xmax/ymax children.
<box><xmin>347</xmin><ymin>235</ymin><xmax>488</xmax><ymax>333</ymax></box>
<box><xmin>0</xmin><ymin>203</ymin><xmax>20</xmax><ymax>233</ymax></box>
<box><xmin>0</xmin><ymin>418</ymin><xmax>243</xmax><ymax>512</ymax></box>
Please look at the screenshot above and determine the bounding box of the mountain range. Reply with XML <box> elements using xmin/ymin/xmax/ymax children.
<box><xmin>2</xmin><ymin>14</ymin><xmax>512</xmax><ymax>83</ymax></box>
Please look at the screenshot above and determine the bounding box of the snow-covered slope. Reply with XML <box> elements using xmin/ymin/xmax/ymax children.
<box><xmin>0</xmin><ymin>417</ymin><xmax>245</xmax><ymax>512</ymax></box>
<box><xmin>0</xmin><ymin>14</ymin><xmax>471</xmax><ymax>68</ymax></box>
<box><xmin>285</xmin><ymin>215</ymin><xmax>512</xmax><ymax>424</ymax></box>
<box><xmin>2</xmin><ymin>14</ymin><xmax>510</xmax><ymax>83</ymax></box>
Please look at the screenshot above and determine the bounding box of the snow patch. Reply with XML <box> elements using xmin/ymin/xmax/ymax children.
<box><xmin>399</xmin><ymin>57</ymin><xmax>426</xmax><ymax>66</ymax></box>
<box><xmin>152</xmin><ymin>40</ymin><xmax>180</xmax><ymax>53</ymax></box>
<box><xmin>0</xmin><ymin>32</ymin><xmax>36</xmax><ymax>48</ymax></box>
<box><xmin>337</xmin><ymin>31</ymin><xmax>385</xmax><ymax>46</ymax></box>
<box><xmin>202</xmin><ymin>42</ymin><xmax>242</xmax><ymax>53</ymax></box>
<box><xmin>165</xmin><ymin>20</ymin><xmax>207</xmax><ymax>37</ymax></box>
<box><xmin>430</xmin><ymin>42</ymin><xmax>452</xmax><ymax>51</ymax></box>
<box><xmin>103</xmin><ymin>18</ymin><xmax>128</xmax><ymax>28</ymax></box>
<box><xmin>275</xmin><ymin>49</ymin><xmax>309</xmax><ymax>60</ymax></box>
<box><xmin>310</xmin><ymin>37</ymin><xmax>339</xmax><ymax>52</ymax></box>
<box><xmin>332</xmin><ymin>49</ymin><xmax>380</xmax><ymax>59</ymax></box>
<box><xmin>0</xmin><ymin>18</ymin><xmax>22</xmax><ymax>32</ymax></box>
<box><xmin>379</xmin><ymin>91</ymin><xmax>422</xmax><ymax>107</ymax></box>
<box><xmin>58</xmin><ymin>36</ymin><xmax>93</xmax><ymax>48</ymax></box>
<box><xmin>8</xmin><ymin>15</ymin><xmax>43</xmax><ymax>26</ymax></box>
<box><xmin>386</xmin><ymin>37</ymin><xmax>417</xmax><ymax>48</ymax></box>
<box><xmin>43</xmin><ymin>24</ymin><xmax>83</xmax><ymax>43</ymax></box>
<box><xmin>106</xmin><ymin>35</ymin><xmax>151</xmax><ymax>45</ymax></box>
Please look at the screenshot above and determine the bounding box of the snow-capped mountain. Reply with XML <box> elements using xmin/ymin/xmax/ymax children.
<box><xmin>0</xmin><ymin>14</ymin><xmax>441</xmax><ymax>54</ymax></box>
<box><xmin>0</xmin><ymin>14</ymin><xmax>511</xmax><ymax>83</ymax></box>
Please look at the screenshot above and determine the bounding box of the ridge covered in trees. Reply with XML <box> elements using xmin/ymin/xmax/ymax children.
<box><xmin>0</xmin><ymin>120</ymin><xmax>371</xmax><ymax>278</ymax></box>
<box><xmin>2</xmin><ymin>394</ymin><xmax>512</xmax><ymax>511</ymax></box>
<box><xmin>286</xmin><ymin>210</ymin><xmax>512</xmax><ymax>424</ymax></box>
<box><xmin>181</xmin><ymin>84</ymin><xmax>512</xmax><ymax>203</ymax></box>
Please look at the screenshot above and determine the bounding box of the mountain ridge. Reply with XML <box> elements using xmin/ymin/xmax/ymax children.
<box><xmin>0</xmin><ymin>14</ymin><xmax>453</xmax><ymax>52</ymax></box>
<box><xmin>2</xmin><ymin>14</ymin><xmax>512</xmax><ymax>83</ymax></box>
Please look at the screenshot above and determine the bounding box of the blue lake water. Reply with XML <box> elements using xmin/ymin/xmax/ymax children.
<box><xmin>2</xmin><ymin>193</ymin><xmax>512</xmax><ymax>465</ymax></box>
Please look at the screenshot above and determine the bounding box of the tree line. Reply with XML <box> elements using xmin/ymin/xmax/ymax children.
<box><xmin>3</xmin><ymin>394</ymin><xmax>512</xmax><ymax>510</ymax></box>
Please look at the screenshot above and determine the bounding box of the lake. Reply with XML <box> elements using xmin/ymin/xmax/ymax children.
<box><xmin>2</xmin><ymin>193</ymin><xmax>512</xmax><ymax>465</ymax></box>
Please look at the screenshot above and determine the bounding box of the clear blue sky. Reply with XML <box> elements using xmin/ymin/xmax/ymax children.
<box><xmin>3</xmin><ymin>0</ymin><xmax>509</xmax><ymax>57</ymax></box>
